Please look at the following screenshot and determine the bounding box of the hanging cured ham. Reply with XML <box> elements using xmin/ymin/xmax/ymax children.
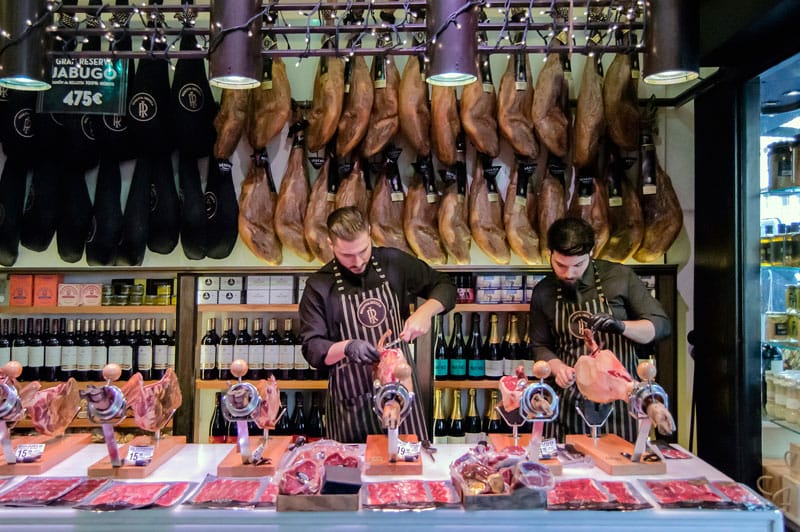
<box><xmin>504</xmin><ymin>158</ymin><xmax>541</xmax><ymax>265</ymax></box>
<box><xmin>336</xmin><ymin>53</ymin><xmax>373</xmax><ymax>157</ymax></box>
<box><xmin>461</xmin><ymin>56</ymin><xmax>499</xmax><ymax>158</ymax></box>
<box><xmin>304</xmin><ymin>156</ymin><xmax>338</xmax><ymax>263</ymax></box>
<box><xmin>437</xmin><ymin>144</ymin><xmax>471</xmax><ymax>265</ymax></box>
<box><xmin>335</xmin><ymin>157</ymin><xmax>370</xmax><ymax>215</ymax></box>
<box><xmin>532</xmin><ymin>51</ymin><xmax>570</xmax><ymax>159</ymax></box>
<box><xmin>404</xmin><ymin>157</ymin><xmax>447</xmax><ymax>264</ymax></box>
<box><xmin>537</xmin><ymin>154</ymin><xmax>567</xmax><ymax>259</ymax></box>
<box><xmin>469</xmin><ymin>155</ymin><xmax>510</xmax><ymax>264</ymax></box>
<box><xmin>370</xmin><ymin>150</ymin><xmax>411</xmax><ymax>253</ymax></box>
<box><xmin>431</xmin><ymin>85</ymin><xmax>460</xmax><ymax>166</ymax></box>
<box><xmin>497</xmin><ymin>19</ymin><xmax>538</xmax><ymax>160</ymax></box>
<box><xmin>247</xmin><ymin>56</ymin><xmax>292</xmax><ymax>151</ymax></box>
<box><xmin>306</xmin><ymin>37</ymin><xmax>345</xmax><ymax>153</ymax></box>
<box><xmin>239</xmin><ymin>152</ymin><xmax>282</xmax><ymax>265</ymax></box>
<box><xmin>598</xmin><ymin>150</ymin><xmax>644</xmax><ymax>262</ymax></box>
<box><xmin>574</xmin><ymin>53</ymin><xmax>605</xmax><ymax>170</ymax></box>
<box><xmin>361</xmin><ymin>48</ymin><xmax>400</xmax><ymax>157</ymax></box>
<box><xmin>603</xmin><ymin>42</ymin><xmax>640</xmax><ymax>152</ymax></box>
<box><xmin>213</xmin><ymin>89</ymin><xmax>249</xmax><ymax>159</ymax></box>
<box><xmin>398</xmin><ymin>51</ymin><xmax>430</xmax><ymax>156</ymax></box>
<box><xmin>567</xmin><ymin>168</ymin><xmax>611</xmax><ymax>258</ymax></box>
<box><xmin>275</xmin><ymin>118</ymin><xmax>313</xmax><ymax>262</ymax></box>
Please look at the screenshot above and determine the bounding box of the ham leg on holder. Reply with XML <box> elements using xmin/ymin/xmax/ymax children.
<box><xmin>127</xmin><ymin>368</ymin><xmax>182</xmax><ymax>434</ymax></box>
<box><xmin>254</xmin><ymin>375</ymin><xmax>281</xmax><ymax>430</ymax></box>
<box><xmin>374</xmin><ymin>331</ymin><xmax>413</xmax><ymax>430</ymax></box>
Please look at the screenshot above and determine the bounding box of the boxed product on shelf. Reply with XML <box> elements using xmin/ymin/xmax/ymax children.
<box><xmin>501</xmin><ymin>275</ymin><xmax>524</xmax><ymax>289</ymax></box>
<box><xmin>220</xmin><ymin>276</ymin><xmax>244</xmax><ymax>291</ymax></box>
<box><xmin>475</xmin><ymin>275</ymin><xmax>504</xmax><ymax>289</ymax></box>
<box><xmin>246</xmin><ymin>275</ymin><xmax>271</xmax><ymax>290</ymax></box>
<box><xmin>524</xmin><ymin>287</ymin><xmax>534</xmax><ymax>303</ymax></box>
<box><xmin>765</xmin><ymin>312</ymin><xmax>791</xmax><ymax>342</ymax></box>
<box><xmin>218</xmin><ymin>290</ymin><xmax>243</xmax><ymax>304</ymax></box>
<box><xmin>246</xmin><ymin>290</ymin><xmax>271</xmax><ymax>304</ymax></box>
<box><xmin>270</xmin><ymin>289</ymin><xmax>293</xmax><ymax>304</ymax></box>
<box><xmin>476</xmin><ymin>288</ymin><xmax>503</xmax><ymax>304</ymax></box>
<box><xmin>81</xmin><ymin>284</ymin><xmax>103</xmax><ymax>306</ymax></box>
<box><xmin>9</xmin><ymin>274</ymin><xmax>33</xmax><ymax>306</ymax></box>
<box><xmin>270</xmin><ymin>276</ymin><xmax>294</xmax><ymax>290</ymax></box>
<box><xmin>57</xmin><ymin>283</ymin><xmax>82</xmax><ymax>306</ymax></box>
<box><xmin>0</xmin><ymin>274</ymin><xmax>7</xmax><ymax>305</ymax></box>
<box><xmin>524</xmin><ymin>275</ymin><xmax>545</xmax><ymax>290</ymax></box>
<box><xmin>501</xmin><ymin>288</ymin><xmax>524</xmax><ymax>303</ymax></box>
<box><xmin>198</xmin><ymin>276</ymin><xmax>220</xmax><ymax>291</ymax></box>
<box><xmin>197</xmin><ymin>290</ymin><xmax>218</xmax><ymax>305</ymax></box>
<box><xmin>33</xmin><ymin>274</ymin><xmax>62</xmax><ymax>306</ymax></box>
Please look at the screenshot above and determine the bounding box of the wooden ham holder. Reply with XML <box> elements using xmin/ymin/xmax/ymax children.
<box><xmin>217</xmin><ymin>436</ymin><xmax>292</xmax><ymax>477</ymax></box>
<box><xmin>88</xmin><ymin>434</ymin><xmax>186</xmax><ymax>479</ymax></box>
<box><xmin>487</xmin><ymin>434</ymin><xmax>563</xmax><ymax>476</ymax></box>
<box><xmin>365</xmin><ymin>434</ymin><xmax>422</xmax><ymax>476</ymax></box>
<box><xmin>0</xmin><ymin>433</ymin><xmax>91</xmax><ymax>476</ymax></box>
<box><xmin>565</xmin><ymin>433</ymin><xmax>666</xmax><ymax>475</ymax></box>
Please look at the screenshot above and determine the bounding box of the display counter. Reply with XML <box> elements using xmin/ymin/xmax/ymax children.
<box><xmin>0</xmin><ymin>443</ymin><xmax>783</xmax><ymax>532</ymax></box>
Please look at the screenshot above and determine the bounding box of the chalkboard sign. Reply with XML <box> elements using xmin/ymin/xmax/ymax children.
<box><xmin>37</xmin><ymin>58</ymin><xmax>128</xmax><ymax>115</ymax></box>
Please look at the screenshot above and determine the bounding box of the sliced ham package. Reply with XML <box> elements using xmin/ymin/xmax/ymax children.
<box><xmin>274</xmin><ymin>439</ymin><xmax>362</xmax><ymax>496</ymax></box>
<box><xmin>711</xmin><ymin>481</ymin><xmax>775</xmax><ymax>511</ymax></box>
<box><xmin>50</xmin><ymin>479</ymin><xmax>111</xmax><ymax>506</ymax></box>
<box><xmin>76</xmin><ymin>481</ymin><xmax>172</xmax><ymax>511</ymax></box>
<box><xmin>363</xmin><ymin>480</ymin><xmax>434</xmax><ymax>510</ymax></box>
<box><xmin>0</xmin><ymin>477</ymin><xmax>84</xmax><ymax>506</ymax></box>
<box><xmin>641</xmin><ymin>477</ymin><xmax>732</xmax><ymax>509</ymax></box>
<box><xmin>598</xmin><ymin>481</ymin><xmax>652</xmax><ymax>511</ymax></box>
<box><xmin>152</xmin><ymin>481</ymin><xmax>198</xmax><ymax>508</ymax></box>
<box><xmin>547</xmin><ymin>478</ymin><xmax>616</xmax><ymax>510</ymax></box>
<box><xmin>184</xmin><ymin>475</ymin><xmax>266</xmax><ymax>508</ymax></box>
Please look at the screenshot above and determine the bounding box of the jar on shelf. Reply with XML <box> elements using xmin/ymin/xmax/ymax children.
<box><xmin>785</xmin><ymin>376</ymin><xmax>800</xmax><ymax>426</ymax></box>
<box><xmin>766</xmin><ymin>370</ymin><xmax>776</xmax><ymax>418</ymax></box>
<box><xmin>768</xmin><ymin>141</ymin><xmax>795</xmax><ymax>191</ymax></box>
<box><xmin>774</xmin><ymin>373</ymin><xmax>788</xmax><ymax>421</ymax></box>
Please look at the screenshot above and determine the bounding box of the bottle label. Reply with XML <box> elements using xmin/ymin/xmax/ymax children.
<box><xmin>434</xmin><ymin>358</ymin><xmax>449</xmax><ymax>378</ymax></box>
<box><xmin>294</xmin><ymin>345</ymin><xmax>309</xmax><ymax>370</ymax></box>
<box><xmin>278</xmin><ymin>346</ymin><xmax>294</xmax><ymax>370</ymax></box>
<box><xmin>11</xmin><ymin>345</ymin><xmax>29</xmax><ymax>366</ymax></box>
<box><xmin>91</xmin><ymin>346</ymin><xmax>107</xmax><ymax>371</ymax></box>
<box><xmin>465</xmin><ymin>432</ymin><xmax>484</xmax><ymax>444</ymax></box>
<box><xmin>433</xmin><ymin>435</ymin><xmax>449</xmax><ymax>445</ymax></box>
<box><xmin>450</xmin><ymin>359</ymin><xmax>467</xmax><ymax>377</ymax></box>
<box><xmin>468</xmin><ymin>359</ymin><xmax>485</xmax><ymax>378</ymax></box>
<box><xmin>447</xmin><ymin>435</ymin><xmax>466</xmax><ymax>444</ymax></box>
<box><xmin>61</xmin><ymin>346</ymin><xmax>77</xmax><ymax>371</ymax></box>
<box><xmin>503</xmin><ymin>358</ymin><xmax>515</xmax><ymax>376</ymax></box>
<box><xmin>154</xmin><ymin>345</ymin><xmax>169</xmax><ymax>370</ymax></box>
<box><xmin>108</xmin><ymin>345</ymin><xmax>125</xmax><ymax>366</ymax></box>
<box><xmin>264</xmin><ymin>345</ymin><xmax>280</xmax><ymax>370</ymax></box>
<box><xmin>0</xmin><ymin>347</ymin><xmax>10</xmax><ymax>366</ymax></box>
<box><xmin>121</xmin><ymin>346</ymin><xmax>132</xmax><ymax>371</ymax></box>
<box><xmin>138</xmin><ymin>346</ymin><xmax>153</xmax><ymax>370</ymax></box>
<box><xmin>167</xmin><ymin>345</ymin><xmax>176</xmax><ymax>369</ymax></box>
<box><xmin>485</xmin><ymin>359</ymin><xmax>504</xmax><ymax>377</ymax></box>
<box><xmin>200</xmin><ymin>345</ymin><xmax>216</xmax><ymax>370</ymax></box>
<box><xmin>28</xmin><ymin>346</ymin><xmax>44</xmax><ymax>367</ymax></box>
<box><xmin>218</xmin><ymin>345</ymin><xmax>233</xmax><ymax>370</ymax></box>
<box><xmin>522</xmin><ymin>359</ymin><xmax>535</xmax><ymax>377</ymax></box>
<box><xmin>248</xmin><ymin>345</ymin><xmax>265</xmax><ymax>370</ymax></box>
<box><xmin>233</xmin><ymin>345</ymin><xmax>249</xmax><ymax>364</ymax></box>
<box><xmin>44</xmin><ymin>346</ymin><xmax>61</xmax><ymax>367</ymax></box>
<box><xmin>76</xmin><ymin>346</ymin><xmax>92</xmax><ymax>371</ymax></box>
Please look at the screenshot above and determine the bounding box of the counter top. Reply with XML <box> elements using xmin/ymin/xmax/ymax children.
<box><xmin>0</xmin><ymin>443</ymin><xmax>784</xmax><ymax>532</ymax></box>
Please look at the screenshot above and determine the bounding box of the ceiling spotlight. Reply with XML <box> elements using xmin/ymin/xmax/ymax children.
<box><xmin>426</xmin><ymin>0</ymin><xmax>478</xmax><ymax>87</ymax></box>
<box><xmin>209</xmin><ymin>0</ymin><xmax>263</xmax><ymax>90</ymax></box>
<box><xmin>643</xmin><ymin>0</ymin><xmax>699</xmax><ymax>85</ymax></box>
<box><xmin>0</xmin><ymin>0</ymin><xmax>52</xmax><ymax>91</ymax></box>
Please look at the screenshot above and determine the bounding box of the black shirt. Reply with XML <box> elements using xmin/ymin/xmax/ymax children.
<box><xmin>299</xmin><ymin>246</ymin><xmax>457</xmax><ymax>369</ymax></box>
<box><xmin>529</xmin><ymin>259</ymin><xmax>671</xmax><ymax>362</ymax></box>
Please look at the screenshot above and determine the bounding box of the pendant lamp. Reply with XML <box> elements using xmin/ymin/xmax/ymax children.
<box><xmin>0</xmin><ymin>0</ymin><xmax>52</xmax><ymax>91</ymax></box>
<box><xmin>209</xmin><ymin>0</ymin><xmax>262</xmax><ymax>90</ymax></box>
<box><xmin>426</xmin><ymin>0</ymin><xmax>478</xmax><ymax>87</ymax></box>
<box><xmin>643</xmin><ymin>0</ymin><xmax>699</xmax><ymax>85</ymax></box>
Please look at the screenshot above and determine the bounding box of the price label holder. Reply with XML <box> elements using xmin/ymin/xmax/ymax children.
<box><xmin>538</xmin><ymin>438</ymin><xmax>557</xmax><ymax>460</ymax></box>
<box><xmin>396</xmin><ymin>440</ymin><xmax>421</xmax><ymax>462</ymax></box>
<box><xmin>15</xmin><ymin>443</ymin><xmax>45</xmax><ymax>463</ymax></box>
<box><xmin>126</xmin><ymin>445</ymin><xmax>154</xmax><ymax>467</ymax></box>
<box><xmin>38</xmin><ymin>58</ymin><xmax>128</xmax><ymax>115</ymax></box>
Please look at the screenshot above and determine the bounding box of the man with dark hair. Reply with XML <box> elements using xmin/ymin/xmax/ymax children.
<box><xmin>529</xmin><ymin>217</ymin><xmax>671</xmax><ymax>441</ymax></box>
<box><xmin>299</xmin><ymin>206</ymin><xmax>456</xmax><ymax>443</ymax></box>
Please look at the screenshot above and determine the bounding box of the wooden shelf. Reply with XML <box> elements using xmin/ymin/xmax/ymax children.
<box><xmin>453</xmin><ymin>304</ymin><xmax>529</xmax><ymax>312</ymax></box>
<box><xmin>195</xmin><ymin>379</ymin><xmax>328</xmax><ymax>390</ymax></box>
<box><xmin>0</xmin><ymin>305</ymin><xmax>175</xmax><ymax>315</ymax></box>
<box><xmin>197</xmin><ymin>304</ymin><xmax>299</xmax><ymax>313</ymax></box>
<box><xmin>13</xmin><ymin>417</ymin><xmax>172</xmax><ymax>430</ymax></box>
<box><xmin>434</xmin><ymin>379</ymin><xmax>502</xmax><ymax>389</ymax></box>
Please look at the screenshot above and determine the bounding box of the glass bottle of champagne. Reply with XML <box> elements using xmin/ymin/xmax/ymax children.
<box><xmin>217</xmin><ymin>318</ymin><xmax>235</xmax><ymax>380</ymax></box>
<box><xmin>521</xmin><ymin>322</ymin><xmax>534</xmax><ymax>378</ymax></box>
<box><xmin>447</xmin><ymin>389</ymin><xmax>466</xmax><ymax>443</ymax></box>
<box><xmin>199</xmin><ymin>318</ymin><xmax>219</xmax><ymax>380</ymax></box>
<box><xmin>278</xmin><ymin>319</ymin><xmax>296</xmax><ymax>380</ymax></box>
<box><xmin>432</xmin><ymin>388</ymin><xmax>449</xmax><ymax>445</ymax></box>
<box><xmin>465</xmin><ymin>388</ymin><xmax>483</xmax><ymax>443</ymax></box>
<box><xmin>167</xmin><ymin>321</ymin><xmax>177</xmax><ymax>372</ymax></box>
<box><xmin>449</xmin><ymin>313</ymin><xmax>468</xmax><ymax>380</ymax></box>
<box><xmin>137</xmin><ymin>319</ymin><xmax>154</xmax><ymax>380</ymax></box>
<box><xmin>483</xmin><ymin>314</ymin><xmax>503</xmax><ymax>379</ymax></box>
<box><xmin>264</xmin><ymin>318</ymin><xmax>281</xmax><ymax>379</ymax></box>
<box><xmin>467</xmin><ymin>313</ymin><xmax>485</xmax><ymax>380</ymax></box>
<box><xmin>60</xmin><ymin>319</ymin><xmax>77</xmax><ymax>381</ymax></box>
<box><xmin>248</xmin><ymin>318</ymin><xmax>266</xmax><ymax>380</ymax></box>
<box><xmin>432</xmin><ymin>314</ymin><xmax>449</xmax><ymax>380</ymax></box>
<box><xmin>306</xmin><ymin>392</ymin><xmax>325</xmax><ymax>441</ymax></box>
<box><xmin>11</xmin><ymin>319</ymin><xmax>28</xmax><ymax>381</ymax></box>
<box><xmin>483</xmin><ymin>389</ymin><xmax>503</xmax><ymax>433</ymax></box>
<box><xmin>75</xmin><ymin>319</ymin><xmax>92</xmax><ymax>382</ymax></box>
<box><xmin>42</xmin><ymin>319</ymin><xmax>60</xmax><ymax>381</ymax></box>
<box><xmin>26</xmin><ymin>318</ymin><xmax>44</xmax><ymax>381</ymax></box>
<box><xmin>503</xmin><ymin>315</ymin><xmax>522</xmax><ymax>376</ymax></box>
<box><xmin>153</xmin><ymin>318</ymin><xmax>170</xmax><ymax>380</ymax></box>
<box><xmin>0</xmin><ymin>319</ymin><xmax>10</xmax><ymax>368</ymax></box>
<box><xmin>233</xmin><ymin>317</ymin><xmax>251</xmax><ymax>374</ymax></box>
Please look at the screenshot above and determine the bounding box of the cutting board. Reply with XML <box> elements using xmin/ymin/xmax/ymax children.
<box><xmin>217</xmin><ymin>435</ymin><xmax>291</xmax><ymax>478</ymax></box>
<box><xmin>365</xmin><ymin>434</ymin><xmax>422</xmax><ymax>476</ymax></box>
<box><xmin>88</xmin><ymin>435</ymin><xmax>186</xmax><ymax>478</ymax></box>
<box><xmin>0</xmin><ymin>433</ymin><xmax>91</xmax><ymax>476</ymax></box>
<box><xmin>566</xmin><ymin>434</ymin><xmax>667</xmax><ymax>475</ymax></box>
<box><xmin>487</xmin><ymin>434</ymin><xmax>563</xmax><ymax>475</ymax></box>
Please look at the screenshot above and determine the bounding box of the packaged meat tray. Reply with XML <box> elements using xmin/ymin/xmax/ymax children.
<box><xmin>599</xmin><ymin>481</ymin><xmax>652</xmax><ymax>510</ymax></box>
<box><xmin>363</xmin><ymin>480</ymin><xmax>434</xmax><ymax>510</ymax></box>
<box><xmin>712</xmin><ymin>480</ymin><xmax>775</xmax><ymax>511</ymax></box>
<box><xmin>51</xmin><ymin>479</ymin><xmax>111</xmax><ymax>506</ymax></box>
<box><xmin>547</xmin><ymin>478</ymin><xmax>616</xmax><ymax>510</ymax></box>
<box><xmin>154</xmin><ymin>481</ymin><xmax>197</xmax><ymax>508</ymax></box>
<box><xmin>76</xmin><ymin>481</ymin><xmax>172</xmax><ymax>511</ymax></box>
<box><xmin>426</xmin><ymin>480</ymin><xmax>460</xmax><ymax>507</ymax></box>
<box><xmin>641</xmin><ymin>477</ymin><xmax>733</xmax><ymax>509</ymax></box>
<box><xmin>651</xmin><ymin>440</ymin><xmax>692</xmax><ymax>459</ymax></box>
<box><xmin>0</xmin><ymin>476</ymin><xmax>84</xmax><ymax>506</ymax></box>
<box><xmin>256</xmin><ymin>483</ymin><xmax>279</xmax><ymax>508</ymax></box>
<box><xmin>275</xmin><ymin>439</ymin><xmax>363</xmax><ymax>496</ymax></box>
<box><xmin>184</xmin><ymin>475</ymin><xmax>266</xmax><ymax>508</ymax></box>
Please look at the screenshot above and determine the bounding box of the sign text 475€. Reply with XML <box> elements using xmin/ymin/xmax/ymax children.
<box><xmin>37</xmin><ymin>57</ymin><xmax>128</xmax><ymax>115</ymax></box>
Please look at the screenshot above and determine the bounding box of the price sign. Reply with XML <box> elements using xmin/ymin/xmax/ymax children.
<box><xmin>126</xmin><ymin>445</ymin><xmax>154</xmax><ymax>466</ymax></box>
<box><xmin>539</xmin><ymin>438</ymin><xmax>558</xmax><ymax>459</ymax></box>
<box><xmin>397</xmin><ymin>440</ymin><xmax>421</xmax><ymax>461</ymax></box>
<box><xmin>15</xmin><ymin>443</ymin><xmax>45</xmax><ymax>463</ymax></box>
<box><xmin>38</xmin><ymin>57</ymin><xmax>128</xmax><ymax>115</ymax></box>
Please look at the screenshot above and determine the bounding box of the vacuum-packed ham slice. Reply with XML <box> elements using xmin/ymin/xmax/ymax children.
<box><xmin>80</xmin><ymin>481</ymin><xmax>171</xmax><ymax>510</ymax></box>
<box><xmin>0</xmin><ymin>477</ymin><xmax>84</xmax><ymax>506</ymax></box>
<box><xmin>51</xmin><ymin>479</ymin><xmax>110</xmax><ymax>506</ymax></box>
<box><xmin>547</xmin><ymin>478</ymin><xmax>612</xmax><ymax>509</ymax></box>
<box><xmin>128</xmin><ymin>368</ymin><xmax>182</xmax><ymax>433</ymax></box>
<box><xmin>643</xmin><ymin>478</ymin><xmax>730</xmax><ymax>509</ymax></box>
<box><xmin>188</xmin><ymin>475</ymin><xmax>264</xmax><ymax>507</ymax></box>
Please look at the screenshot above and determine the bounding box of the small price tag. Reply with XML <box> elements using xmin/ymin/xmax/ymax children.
<box><xmin>515</xmin><ymin>195</ymin><xmax>527</xmax><ymax>207</ymax></box>
<box><xmin>488</xmin><ymin>192</ymin><xmax>500</xmax><ymax>202</ymax></box>
<box><xmin>578</xmin><ymin>196</ymin><xmax>591</xmax><ymax>206</ymax></box>
<box><xmin>539</xmin><ymin>438</ymin><xmax>558</xmax><ymax>459</ymax></box>
<box><xmin>643</xmin><ymin>184</ymin><xmax>658</xmax><ymax>195</ymax></box>
<box><xmin>482</xmin><ymin>83</ymin><xmax>494</xmax><ymax>93</ymax></box>
<box><xmin>391</xmin><ymin>191</ymin><xmax>405</xmax><ymax>202</ymax></box>
<box><xmin>609</xmin><ymin>197</ymin><xmax>623</xmax><ymax>207</ymax></box>
<box><xmin>15</xmin><ymin>443</ymin><xmax>45</xmax><ymax>463</ymax></box>
<box><xmin>397</xmin><ymin>440</ymin><xmax>421</xmax><ymax>461</ymax></box>
<box><xmin>426</xmin><ymin>193</ymin><xmax>438</xmax><ymax>204</ymax></box>
<box><xmin>126</xmin><ymin>445</ymin><xmax>154</xmax><ymax>466</ymax></box>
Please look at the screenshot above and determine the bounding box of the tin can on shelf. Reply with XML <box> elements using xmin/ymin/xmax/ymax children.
<box><xmin>768</xmin><ymin>141</ymin><xmax>795</xmax><ymax>190</ymax></box>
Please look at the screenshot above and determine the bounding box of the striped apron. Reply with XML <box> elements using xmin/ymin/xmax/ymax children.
<box><xmin>324</xmin><ymin>256</ymin><xmax>429</xmax><ymax>444</ymax></box>
<box><xmin>545</xmin><ymin>262</ymin><xmax>638</xmax><ymax>443</ymax></box>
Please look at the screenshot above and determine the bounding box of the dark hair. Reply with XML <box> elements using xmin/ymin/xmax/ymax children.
<box><xmin>547</xmin><ymin>217</ymin><xmax>595</xmax><ymax>256</ymax></box>
<box><xmin>327</xmin><ymin>206</ymin><xmax>369</xmax><ymax>242</ymax></box>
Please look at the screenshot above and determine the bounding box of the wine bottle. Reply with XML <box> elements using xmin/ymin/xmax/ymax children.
<box><xmin>107</xmin><ymin>319</ymin><xmax>124</xmax><ymax>375</ymax></box>
<box><xmin>137</xmin><ymin>319</ymin><xmax>154</xmax><ymax>380</ymax></box>
<box><xmin>119</xmin><ymin>319</ymin><xmax>135</xmax><ymax>381</ymax></box>
<box><xmin>11</xmin><ymin>319</ymin><xmax>28</xmax><ymax>381</ymax></box>
<box><xmin>264</xmin><ymin>318</ymin><xmax>280</xmax><ymax>379</ymax></box>
<box><xmin>465</xmin><ymin>388</ymin><xmax>483</xmax><ymax>443</ymax></box>
<box><xmin>467</xmin><ymin>313</ymin><xmax>485</xmax><ymax>380</ymax></box>
<box><xmin>209</xmin><ymin>391</ymin><xmax>227</xmax><ymax>443</ymax></box>
<box><xmin>60</xmin><ymin>319</ymin><xmax>77</xmax><ymax>381</ymax></box>
<box><xmin>483</xmin><ymin>314</ymin><xmax>503</xmax><ymax>379</ymax></box>
<box><xmin>432</xmin><ymin>314</ymin><xmax>449</xmax><ymax>380</ymax></box>
<box><xmin>153</xmin><ymin>318</ymin><xmax>170</xmax><ymax>380</ymax></box>
<box><xmin>233</xmin><ymin>317</ymin><xmax>251</xmax><ymax>374</ymax></box>
<box><xmin>278</xmin><ymin>319</ymin><xmax>295</xmax><ymax>380</ymax></box>
<box><xmin>26</xmin><ymin>318</ymin><xmax>44</xmax><ymax>381</ymax></box>
<box><xmin>306</xmin><ymin>392</ymin><xmax>325</xmax><ymax>441</ymax></box>
<box><xmin>128</xmin><ymin>319</ymin><xmax>141</xmax><ymax>376</ymax></box>
<box><xmin>75</xmin><ymin>319</ymin><xmax>92</xmax><ymax>382</ymax></box>
<box><xmin>168</xmin><ymin>322</ymin><xmax>177</xmax><ymax>371</ymax></box>
<box><xmin>483</xmin><ymin>389</ymin><xmax>503</xmax><ymax>433</ymax></box>
<box><xmin>432</xmin><ymin>388</ymin><xmax>449</xmax><ymax>445</ymax></box>
<box><xmin>448</xmin><ymin>313</ymin><xmax>467</xmax><ymax>380</ymax></box>
<box><xmin>503</xmin><ymin>315</ymin><xmax>522</xmax><ymax>376</ymax></box>
<box><xmin>217</xmin><ymin>318</ymin><xmax>235</xmax><ymax>380</ymax></box>
<box><xmin>291</xmin><ymin>391</ymin><xmax>306</xmax><ymax>438</ymax></box>
<box><xmin>292</xmin><ymin>321</ymin><xmax>309</xmax><ymax>380</ymax></box>
<box><xmin>0</xmin><ymin>319</ymin><xmax>10</xmax><ymax>368</ymax></box>
<box><xmin>248</xmin><ymin>318</ymin><xmax>266</xmax><ymax>381</ymax></box>
<box><xmin>273</xmin><ymin>392</ymin><xmax>291</xmax><ymax>435</ymax></box>
<box><xmin>90</xmin><ymin>318</ymin><xmax>108</xmax><ymax>381</ymax></box>
<box><xmin>42</xmin><ymin>319</ymin><xmax>60</xmax><ymax>381</ymax></box>
<box><xmin>447</xmin><ymin>389</ymin><xmax>466</xmax><ymax>443</ymax></box>
<box><xmin>199</xmin><ymin>318</ymin><xmax>219</xmax><ymax>380</ymax></box>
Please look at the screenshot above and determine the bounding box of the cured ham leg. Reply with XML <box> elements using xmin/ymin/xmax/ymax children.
<box><xmin>239</xmin><ymin>152</ymin><xmax>282</xmax><ymax>265</ymax></box>
<box><xmin>598</xmin><ymin>150</ymin><xmax>644</xmax><ymax>262</ymax></box>
<box><xmin>27</xmin><ymin>378</ymin><xmax>81</xmax><ymax>437</ymax></box>
<box><xmin>398</xmin><ymin>53</ymin><xmax>431</xmax><ymax>156</ymax></box>
<box><xmin>275</xmin><ymin>117</ymin><xmax>313</xmax><ymax>262</ymax></box>
<box><xmin>246</xmin><ymin>57</ymin><xmax>292</xmax><ymax>151</ymax></box>
<box><xmin>375</xmin><ymin>330</ymin><xmax>413</xmax><ymax>429</ymax></box>
<box><xmin>469</xmin><ymin>156</ymin><xmax>510</xmax><ymax>264</ymax></box>
<box><xmin>255</xmin><ymin>375</ymin><xmax>281</xmax><ymax>430</ymax></box>
<box><xmin>604</xmin><ymin>46</ymin><xmax>639</xmax><ymax>152</ymax></box>
<box><xmin>532</xmin><ymin>52</ymin><xmax>570</xmax><ymax>158</ymax></box>
<box><xmin>567</xmin><ymin>170</ymin><xmax>611</xmax><ymax>258</ymax></box>
<box><xmin>335</xmin><ymin>157</ymin><xmax>369</xmax><ymax>215</ymax></box>
<box><xmin>403</xmin><ymin>158</ymin><xmax>447</xmax><ymax>264</ymax></box>
<box><xmin>536</xmin><ymin>155</ymin><xmax>567</xmax><ymax>259</ymax></box>
<box><xmin>431</xmin><ymin>85</ymin><xmax>460</xmax><ymax>166</ymax></box>
<box><xmin>574</xmin><ymin>53</ymin><xmax>605</xmax><ymax>170</ymax></box>
<box><xmin>304</xmin><ymin>157</ymin><xmax>338</xmax><ymax>263</ymax></box>
<box><xmin>336</xmin><ymin>52</ymin><xmax>373</xmax><ymax>157</ymax></box>
<box><xmin>306</xmin><ymin>44</ymin><xmax>345</xmax><ymax>153</ymax></box>
<box><xmin>497</xmin><ymin>49</ymin><xmax>538</xmax><ymax>160</ymax></box>
<box><xmin>213</xmin><ymin>89</ymin><xmax>249</xmax><ymax>159</ymax></box>
<box><xmin>362</xmin><ymin>47</ymin><xmax>400</xmax><ymax>158</ymax></box>
<box><xmin>437</xmin><ymin>155</ymin><xmax>471</xmax><ymax>265</ymax></box>
<box><xmin>369</xmin><ymin>153</ymin><xmax>411</xmax><ymax>253</ymax></box>
<box><xmin>128</xmin><ymin>368</ymin><xmax>182</xmax><ymax>433</ymax></box>
<box><xmin>504</xmin><ymin>158</ymin><xmax>541</xmax><ymax>265</ymax></box>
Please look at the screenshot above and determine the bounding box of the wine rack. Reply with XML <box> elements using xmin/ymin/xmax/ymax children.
<box><xmin>0</xmin><ymin>305</ymin><xmax>176</xmax><ymax>315</ymax></box>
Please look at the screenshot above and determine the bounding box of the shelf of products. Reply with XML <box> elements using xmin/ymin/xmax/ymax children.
<box><xmin>195</xmin><ymin>379</ymin><xmax>328</xmax><ymax>390</ymax></box>
<box><xmin>762</xmin><ymin>185</ymin><xmax>800</xmax><ymax>197</ymax></box>
<box><xmin>0</xmin><ymin>305</ymin><xmax>176</xmax><ymax>315</ymax></box>
<box><xmin>434</xmin><ymin>380</ymin><xmax>502</xmax><ymax>390</ymax></box>
<box><xmin>452</xmin><ymin>304</ymin><xmax>529</xmax><ymax>313</ymax></box>
<box><xmin>197</xmin><ymin>304</ymin><xmax>299</xmax><ymax>313</ymax></box>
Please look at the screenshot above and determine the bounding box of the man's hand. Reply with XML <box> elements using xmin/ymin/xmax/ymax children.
<box><xmin>548</xmin><ymin>358</ymin><xmax>576</xmax><ymax>388</ymax></box>
<box><xmin>587</xmin><ymin>313</ymin><xmax>625</xmax><ymax>335</ymax></box>
<box><xmin>344</xmin><ymin>339</ymin><xmax>380</xmax><ymax>364</ymax></box>
<box><xmin>399</xmin><ymin>312</ymin><xmax>432</xmax><ymax>342</ymax></box>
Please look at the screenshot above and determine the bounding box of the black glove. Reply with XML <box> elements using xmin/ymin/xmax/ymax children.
<box><xmin>587</xmin><ymin>314</ymin><xmax>625</xmax><ymax>335</ymax></box>
<box><xmin>344</xmin><ymin>339</ymin><xmax>381</xmax><ymax>364</ymax></box>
